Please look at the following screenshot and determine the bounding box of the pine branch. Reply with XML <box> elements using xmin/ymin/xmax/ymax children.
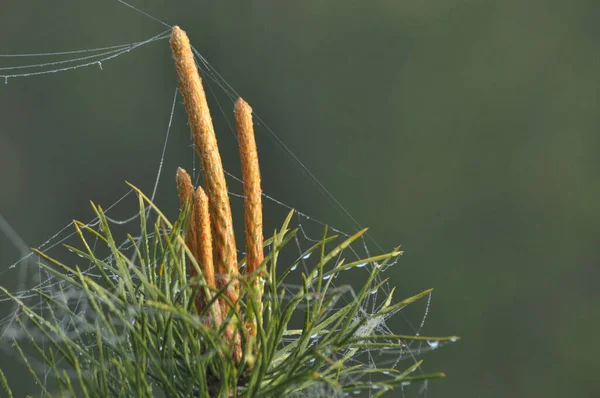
<box><xmin>0</xmin><ymin>25</ymin><xmax>458</xmax><ymax>398</ymax></box>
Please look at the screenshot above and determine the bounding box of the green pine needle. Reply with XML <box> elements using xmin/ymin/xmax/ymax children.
<box><xmin>0</xmin><ymin>185</ymin><xmax>456</xmax><ymax>397</ymax></box>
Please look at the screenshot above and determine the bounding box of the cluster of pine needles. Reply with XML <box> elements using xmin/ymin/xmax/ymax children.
<box><xmin>0</xmin><ymin>26</ymin><xmax>457</xmax><ymax>397</ymax></box>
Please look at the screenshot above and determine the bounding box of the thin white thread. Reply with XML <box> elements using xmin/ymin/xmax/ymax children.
<box><xmin>0</xmin><ymin>30</ymin><xmax>170</xmax><ymax>80</ymax></box>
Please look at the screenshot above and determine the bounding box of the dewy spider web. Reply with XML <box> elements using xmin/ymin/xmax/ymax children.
<box><xmin>0</xmin><ymin>3</ymin><xmax>455</xmax><ymax>397</ymax></box>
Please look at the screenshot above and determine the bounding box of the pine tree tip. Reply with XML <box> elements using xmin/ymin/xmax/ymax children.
<box><xmin>193</xmin><ymin>184</ymin><xmax>207</xmax><ymax>202</ymax></box>
<box><xmin>170</xmin><ymin>25</ymin><xmax>183</xmax><ymax>40</ymax></box>
<box><xmin>176</xmin><ymin>167</ymin><xmax>190</xmax><ymax>183</ymax></box>
<box><xmin>169</xmin><ymin>26</ymin><xmax>188</xmax><ymax>53</ymax></box>
<box><xmin>234</xmin><ymin>97</ymin><xmax>252</xmax><ymax>115</ymax></box>
<box><xmin>176</xmin><ymin>168</ymin><xmax>193</xmax><ymax>206</ymax></box>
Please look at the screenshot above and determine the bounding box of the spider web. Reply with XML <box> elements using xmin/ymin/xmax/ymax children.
<box><xmin>0</xmin><ymin>2</ymin><xmax>451</xmax><ymax>397</ymax></box>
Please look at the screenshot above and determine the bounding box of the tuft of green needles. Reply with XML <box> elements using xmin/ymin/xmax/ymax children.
<box><xmin>0</xmin><ymin>185</ymin><xmax>457</xmax><ymax>397</ymax></box>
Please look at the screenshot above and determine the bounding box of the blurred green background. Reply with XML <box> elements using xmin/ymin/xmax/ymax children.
<box><xmin>1</xmin><ymin>1</ymin><xmax>599</xmax><ymax>397</ymax></box>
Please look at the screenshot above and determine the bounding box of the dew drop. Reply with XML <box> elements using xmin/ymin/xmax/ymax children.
<box><xmin>401</xmin><ymin>381</ymin><xmax>411</xmax><ymax>387</ymax></box>
<box><xmin>427</xmin><ymin>340</ymin><xmax>439</xmax><ymax>349</ymax></box>
<box><xmin>450</xmin><ymin>336</ymin><xmax>459</xmax><ymax>342</ymax></box>
<box><xmin>322</xmin><ymin>274</ymin><xmax>332</xmax><ymax>281</ymax></box>
<box><xmin>290</xmin><ymin>264</ymin><xmax>298</xmax><ymax>271</ymax></box>
<box><xmin>356</xmin><ymin>262</ymin><xmax>367</xmax><ymax>268</ymax></box>
<box><xmin>302</xmin><ymin>252</ymin><xmax>312</xmax><ymax>259</ymax></box>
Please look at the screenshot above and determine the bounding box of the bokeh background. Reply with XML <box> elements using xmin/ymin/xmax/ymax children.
<box><xmin>1</xmin><ymin>1</ymin><xmax>599</xmax><ymax>397</ymax></box>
